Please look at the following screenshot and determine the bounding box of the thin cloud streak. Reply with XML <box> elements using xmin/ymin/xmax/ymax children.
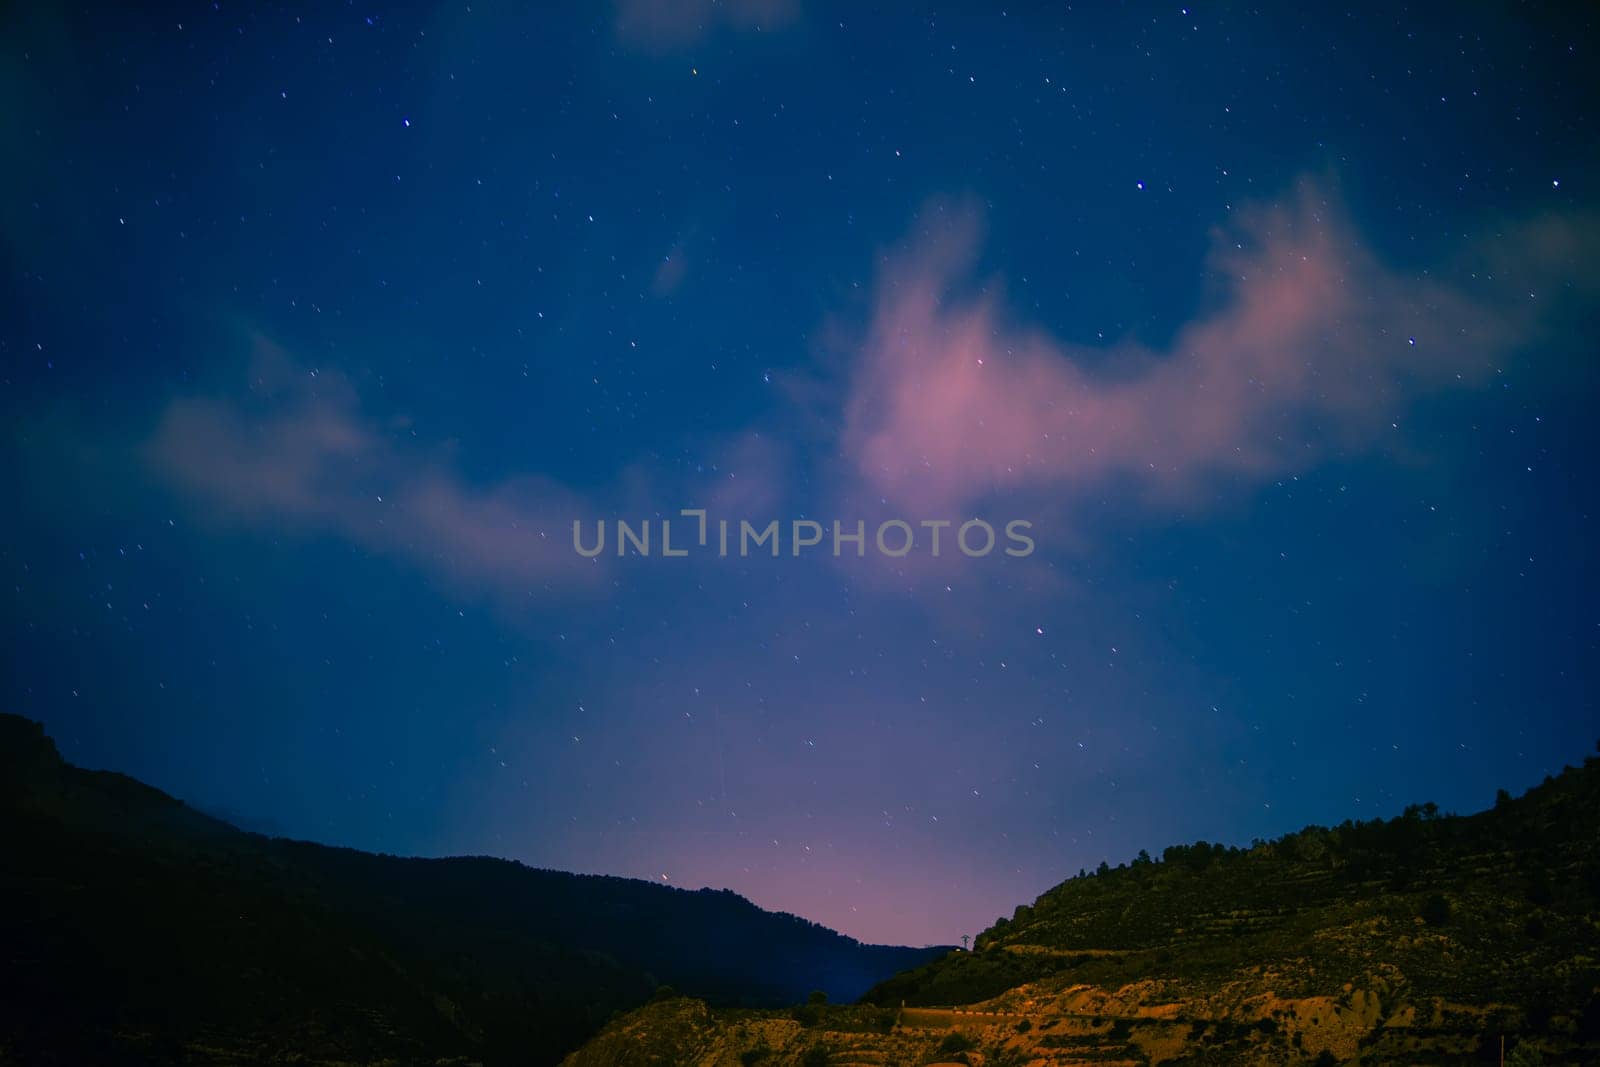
<box><xmin>146</xmin><ymin>340</ymin><xmax>600</xmax><ymax>603</ymax></box>
<box><xmin>613</xmin><ymin>0</ymin><xmax>798</xmax><ymax>51</ymax></box>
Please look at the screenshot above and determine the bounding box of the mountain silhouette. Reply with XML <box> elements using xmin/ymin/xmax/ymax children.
<box><xmin>0</xmin><ymin>713</ymin><xmax>945</xmax><ymax>1065</ymax></box>
<box><xmin>565</xmin><ymin>744</ymin><xmax>1600</xmax><ymax>1065</ymax></box>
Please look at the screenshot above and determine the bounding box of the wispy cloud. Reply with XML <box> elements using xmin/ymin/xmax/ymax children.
<box><xmin>613</xmin><ymin>0</ymin><xmax>798</xmax><ymax>52</ymax></box>
<box><xmin>141</xmin><ymin>181</ymin><xmax>1593</xmax><ymax>607</ymax></box>
<box><xmin>146</xmin><ymin>340</ymin><xmax>601</xmax><ymax>603</ymax></box>
<box><xmin>836</xmin><ymin>181</ymin><xmax>1582</xmax><ymax>521</ymax></box>
<box><xmin>143</xmin><ymin>339</ymin><xmax>805</xmax><ymax>605</ymax></box>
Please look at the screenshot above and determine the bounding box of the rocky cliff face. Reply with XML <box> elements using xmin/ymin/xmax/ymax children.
<box><xmin>562</xmin><ymin>979</ymin><xmax>1573</xmax><ymax>1066</ymax></box>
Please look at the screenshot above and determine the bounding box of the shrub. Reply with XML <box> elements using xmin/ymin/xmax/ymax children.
<box><xmin>1506</xmin><ymin>1041</ymin><xmax>1545</xmax><ymax>1066</ymax></box>
<box><xmin>937</xmin><ymin>1031</ymin><xmax>978</xmax><ymax>1054</ymax></box>
<box><xmin>800</xmin><ymin>1043</ymin><xmax>831</xmax><ymax>1067</ymax></box>
<box><xmin>1420</xmin><ymin>892</ymin><xmax>1452</xmax><ymax>926</ymax></box>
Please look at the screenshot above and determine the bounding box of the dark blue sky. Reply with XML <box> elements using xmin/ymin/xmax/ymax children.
<box><xmin>3</xmin><ymin>2</ymin><xmax>1598</xmax><ymax>945</ymax></box>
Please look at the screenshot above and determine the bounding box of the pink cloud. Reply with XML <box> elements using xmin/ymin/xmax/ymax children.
<box><xmin>144</xmin><ymin>340</ymin><xmax>807</xmax><ymax>602</ymax></box>
<box><xmin>614</xmin><ymin>0</ymin><xmax>798</xmax><ymax>51</ymax></box>
<box><xmin>141</xmin><ymin>182</ymin><xmax>1593</xmax><ymax>605</ymax></box>
<box><xmin>838</xmin><ymin>182</ymin><xmax>1546</xmax><ymax>518</ymax></box>
<box><xmin>146</xmin><ymin>339</ymin><xmax>601</xmax><ymax>603</ymax></box>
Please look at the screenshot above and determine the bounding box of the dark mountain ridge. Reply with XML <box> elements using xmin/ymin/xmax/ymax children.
<box><xmin>865</xmin><ymin>747</ymin><xmax>1600</xmax><ymax>1019</ymax></box>
<box><xmin>0</xmin><ymin>713</ymin><xmax>945</xmax><ymax>1065</ymax></box>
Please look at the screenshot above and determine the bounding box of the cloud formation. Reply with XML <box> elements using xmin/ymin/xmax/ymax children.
<box><xmin>839</xmin><ymin>182</ymin><xmax>1548</xmax><ymax>517</ymax></box>
<box><xmin>144</xmin><ymin>340</ymin><xmax>806</xmax><ymax>605</ymax></box>
<box><xmin>147</xmin><ymin>340</ymin><xmax>600</xmax><ymax>603</ymax></box>
<box><xmin>143</xmin><ymin>182</ymin><xmax>1590</xmax><ymax>606</ymax></box>
<box><xmin>614</xmin><ymin>0</ymin><xmax>798</xmax><ymax>51</ymax></box>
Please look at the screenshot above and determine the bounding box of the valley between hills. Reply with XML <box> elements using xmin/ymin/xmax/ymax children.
<box><xmin>565</xmin><ymin>746</ymin><xmax>1600</xmax><ymax>1066</ymax></box>
<box><xmin>5</xmin><ymin>711</ymin><xmax>1598</xmax><ymax>1065</ymax></box>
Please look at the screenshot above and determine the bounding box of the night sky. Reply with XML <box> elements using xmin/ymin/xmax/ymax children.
<box><xmin>4</xmin><ymin>2</ymin><xmax>1599</xmax><ymax>948</ymax></box>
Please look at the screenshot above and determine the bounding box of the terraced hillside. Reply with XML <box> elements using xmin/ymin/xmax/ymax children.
<box><xmin>565</xmin><ymin>748</ymin><xmax>1600</xmax><ymax>1065</ymax></box>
